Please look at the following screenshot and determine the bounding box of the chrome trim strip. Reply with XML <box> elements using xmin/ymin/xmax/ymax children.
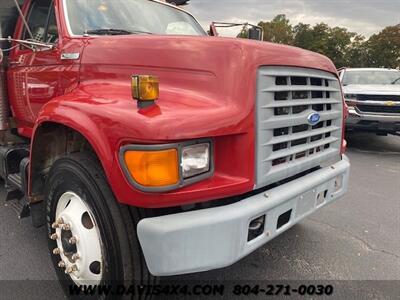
<box><xmin>346</xmin><ymin>99</ymin><xmax>400</xmax><ymax>106</ymax></box>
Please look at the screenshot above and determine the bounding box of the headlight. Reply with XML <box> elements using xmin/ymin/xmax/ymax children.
<box><xmin>181</xmin><ymin>143</ymin><xmax>210</xmax><ymax>179</ymax></box>
<box><xmin>344</xmin><ymin>93</ymin><xmax>358</xmax><ymax>100</ymax></box>
<box><xmin>120</xmin><ymin>140</ymin><xmax>213</xmax><ymax>192</ymax></box>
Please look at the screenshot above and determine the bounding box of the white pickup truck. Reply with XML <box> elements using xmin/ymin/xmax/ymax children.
<box><xmin>339</xmin><ymin>68</ymin><xmax>400</xmax><ymax>136</ymax></box>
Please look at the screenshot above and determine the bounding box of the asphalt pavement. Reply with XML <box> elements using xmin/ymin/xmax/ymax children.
<box><xmin>0</xmin><ymin>132</ymin><xmax>399</xmax><ymax>299</ymax></box>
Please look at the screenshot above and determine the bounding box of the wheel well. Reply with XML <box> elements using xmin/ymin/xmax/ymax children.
<box><xmin>30</xmin><ymin>122</ymin><xmax>98</xmax><ymax>203</ymax></box>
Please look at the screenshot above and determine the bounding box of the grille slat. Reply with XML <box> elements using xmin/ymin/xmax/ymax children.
<box><xmin>358</xmin><ymin>105</ymin><xmax>400</xmax><ymax>114</ymax></box>
<box><xmin>261</xmin><ymin>99</ymin><xmax>341</xmax><ymax>108</ymax></box>
<box><xmin>262</xmin><ymin>86</ymin><xmax>339</xmax><ymax>93</ymax></box>
<box><xmin>264</xmin><ymin>125</ymin><xmax>340</xmax><ymax>146</ymax></box>
<box><xmin>357</xmin><ymin>94</ymin><xmax>400</xmax><ymax>101</ymax></box>
<box><xmin>260</xmin><ymin>69</ymin><xmax>338</xmax><ymax>81</ymax></box>
<box><xmin>265</xmin><ymin>136</ymin><xmax>339</xmax><ymax>162</ymax></box>
<box><xmin>256</xmin><ymin>67</ymin><xmax>343</xmax><ymax>188</ymax></box>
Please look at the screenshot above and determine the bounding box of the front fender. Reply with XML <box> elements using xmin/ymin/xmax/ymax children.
<box><xmin>30</xmin><ymin>83</ymin><xmax>254</xmax><ymax>208</ymax></box>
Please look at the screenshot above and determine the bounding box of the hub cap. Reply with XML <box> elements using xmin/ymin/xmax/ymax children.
<box><xmin>53</xmin><ymin>192</ymin><xmax>103</xmax><ymax>285</ymax></box>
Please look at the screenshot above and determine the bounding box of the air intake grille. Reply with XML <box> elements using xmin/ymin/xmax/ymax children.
<box><xmin>255</xmin><ymin>67</ymin><xmax>343</xmax><ymax>188</ymax></box>
<box><xmin>357</xmin><ymin>94</ymin><xmax>400</xmax><ymax>101</ymax></box>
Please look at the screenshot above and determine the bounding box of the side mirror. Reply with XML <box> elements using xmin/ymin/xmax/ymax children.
<box><xmin>209</xmin><ymin>23</ymin><xmax>218</xmax><ymax>37</ymax></box>
<box><xmin>248</xmin><ymin>28</ymin><xmax>262</xmax><ymax>41</ymax></box>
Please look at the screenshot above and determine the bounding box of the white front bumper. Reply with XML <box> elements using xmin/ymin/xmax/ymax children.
<box><xmin>137</xmin><ymin>156</ymin><xmax>350</xmax><ymax>276</ymax></box>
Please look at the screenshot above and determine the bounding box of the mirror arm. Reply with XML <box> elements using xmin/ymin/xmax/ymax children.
<box><xmin>0</xmin><ymin>37</ymin><xmax>54</xmax><ymax>51</ymax></box>
<box><xmin>13</xmin><ymin>0</ymin><xmax>34</xmax><ymax>40</ymax></box>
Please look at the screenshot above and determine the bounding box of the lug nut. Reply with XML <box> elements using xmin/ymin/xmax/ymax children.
<box><xmin>53</xmin><ymin>248</ymin><xmax>61</xmax><ymax>255</ymax></box>
<box><xmin>66</xmin><ymin>264</ymin><xmax>78</xmax><ymax>274</ymax></box>
<box><xmin>69</xmin><ymin>236</ymin><xmax>77</xmax><ymax>245</ymax></box>
<box><xmin>61</xmin><ymin>223</ymin><xmax>71</xmax><ymax>231</ymax></box>
<box><xmin>50</xmin><ymin>233</ymin><xmax>58</xmax><ymax>240</ymax></box>
<box><xmin>71</xmin><ymin>253</ymin><xmax>80</xmax><ymax>261</ymax></box>
<box><xmin>58</xmin><ymin>261</ymin><xmax>66</xmax><ymax>268</ymax></box>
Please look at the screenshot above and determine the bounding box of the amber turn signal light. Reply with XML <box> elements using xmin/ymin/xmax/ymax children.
<box><xmin>131</xmin><ymin>75</ymin><xmax>159</xmax><ymax>102</ymax></box>
<box><xmin>124</xmin><ymin>149</ymin><xmax>179</xmax><ymax>188</ymax></box>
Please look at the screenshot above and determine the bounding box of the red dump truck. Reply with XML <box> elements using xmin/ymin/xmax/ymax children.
<box><xmin>0</xmin><ymin>0</ymin><xmax>350</xmax><ymax>295</ymax></box>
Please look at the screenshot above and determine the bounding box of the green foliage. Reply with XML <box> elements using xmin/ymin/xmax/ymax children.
<box><xmin>237</xmin><ymin>24</ymin><xmax>249</xmax><ymax>39</ymax></box>
<box><xmin>365</xmin><ymin>24</ymin><xmax>400</xmax><ymax>68</ymax></box>
<box><xmin>259</xmin><ymin>15</ymin><xmax>294</xmax><ymax>45</ymax></box>
<box><xmin>251</xmin><ymin>14</ymin><xmax>399</xmax><ymax>69</ymax></box>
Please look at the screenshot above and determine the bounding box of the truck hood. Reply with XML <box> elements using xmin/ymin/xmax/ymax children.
<box><xmin>80</xmin><ymin>35</ymin><xmax>337</xmax><ymax>80</ymax></box>
<box><xmin>76</xmin><ymin>35</ymin><xmax>338</xmax><ymax>141</ymax></box>
<box><xmin>343</xmin><ymin>84</ymin><xmax>400</xmax><ymax>95</ymax></box>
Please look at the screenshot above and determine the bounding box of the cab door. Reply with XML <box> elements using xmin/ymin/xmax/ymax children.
<box><xmin>8</xmin><ymin>0</ymin><xmax>82</xmax><ymax>136</ymax></box>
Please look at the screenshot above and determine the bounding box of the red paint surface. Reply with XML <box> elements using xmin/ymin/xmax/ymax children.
<box><xmin>7</xmin><ymin>0</ymin><xmax>342</xmax><ymax>208</ymax></box>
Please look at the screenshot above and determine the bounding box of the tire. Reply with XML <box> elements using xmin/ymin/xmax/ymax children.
<box><xmin>44</xmin><ymin>153</ymin><xmax>156</xmax><ymax>299</ymax></box>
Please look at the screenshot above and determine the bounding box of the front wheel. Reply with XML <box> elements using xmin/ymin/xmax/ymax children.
<box><xmin>45</xmin><ymin>153</ymin><xmax>155</xmax><ymax>298</ymax></box>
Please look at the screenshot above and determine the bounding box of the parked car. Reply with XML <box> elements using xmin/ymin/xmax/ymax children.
<box><xmin>338</xmin><ymin>68</ymin><xmax>400</xmax><ymax>136</ymax></box>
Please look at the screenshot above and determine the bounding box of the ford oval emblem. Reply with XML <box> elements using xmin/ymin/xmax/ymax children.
<box><xmin>307</xmin><ymin>112</ymin><xmax>321</xmax><ymax>126</ymax></box>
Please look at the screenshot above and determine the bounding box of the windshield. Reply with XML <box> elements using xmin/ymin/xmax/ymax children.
<box><xmin>342</xmin><ymin>70</ymin><xmax>400</xmax><ymax>85</ymax></box>
<box><xmin>64</xmin><ymin>0</ymin><xmax>206</xmax><ymax>36</ymax></box>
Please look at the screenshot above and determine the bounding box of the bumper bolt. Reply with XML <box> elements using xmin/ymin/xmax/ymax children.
<box><xmin>66</xmin><ymin>264</ymin><xmax>78</xmax><ymax>274</ymax></box>
<box><xmin>69</xmin><ymin>236</ymin><xmax>78</xmax><ymax>245</ymax></box>
<box><xmin>50</xmin><ymin>233</ymin><xmax>58</xmax><ymax>240</ymax></box>
<box><xmin>71</xmin><ymin>253</ymin><xmax>80</xmax><ymax>261</ymax></box>
<box><xmin>53</xmin><ymin>248</ymin><xmax>61</xmax><ymax>255</ymax></box>
<box><xmin>61</xmin><ymin>223</ymin><xmax>71</xmax><ymax>231</ymax></box>
<box><xmin>58</xmin><ymin>261</ymin><xmax>66</xmax><ymax>268</ymax></box>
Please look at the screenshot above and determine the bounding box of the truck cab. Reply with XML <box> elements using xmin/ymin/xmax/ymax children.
<box><xmin>0</xmin><ymin>0</ymin><xmax>350</xmax><ymax>295</ymax></box>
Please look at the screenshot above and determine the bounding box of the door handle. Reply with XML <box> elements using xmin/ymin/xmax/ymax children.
<box><xmin>9</xmin><ymin>61</ymin><xmax>21</xmax><ymax>66</ymax></box>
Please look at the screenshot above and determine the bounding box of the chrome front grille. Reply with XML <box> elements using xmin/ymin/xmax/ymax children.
<box><xmin>256</xmin><ymin>67</ymin><xmax>343</xmax><ymax>188</ymax></box>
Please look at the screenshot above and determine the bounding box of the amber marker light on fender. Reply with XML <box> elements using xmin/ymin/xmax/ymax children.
<box><xmin>131</xmin><ymin>75</ymin><xmax>159</xmax><ymax>108</ymax></box>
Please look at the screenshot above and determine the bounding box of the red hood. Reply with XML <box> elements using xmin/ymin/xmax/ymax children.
<box><xmin>81</xmin><ymin>35</ymin><xmax>337</xmax><ymax>74</ymax></box>
<box><xmin>76</xmin><ymin>35</ymin><xmax>338</xmax><ymax>141</ymax></box>
<box><xmin>80</xmin><ymin>35</ymin><xmax>337</xmax><ymax>109</ymax></box>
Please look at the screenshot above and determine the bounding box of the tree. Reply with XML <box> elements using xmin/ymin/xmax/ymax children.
<box><xmin>240</xmin><ymin>14</ymin><xmax>398</xmax><ymax>68</ymax></box>
<box><xmin>325</xmin><ymin>27</ymin><xmax>357</xmax><ymax>68</ymax></box>
<box><xmin>344</xmin><ymin>34</ymin><xmax>368</xmax><ymax>68</ymax></box>
<box><xmin>293</xmin><ymin>23</ymin><xmax>314</xmax><ymax>49</ymax></box>
<box><xmin>258</xmin><ymin>14</ymin><xmax>294</xmax><ymax>45</ymax></box>
<box><xmin>292</xmin><ymin>23</ymin><xmax>356</xmax><ymax>68</ymax></box>
<box><xmin>365</xmin><ymin>24</ymin><xmax>400</xmax><ymax>68</ymax></box>
<box><xmin>237</xmin><ymin>24</ymin><xmax>249</xmax><ymax>39</ymax></box>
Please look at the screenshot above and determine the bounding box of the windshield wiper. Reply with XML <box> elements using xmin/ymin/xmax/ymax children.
<box><xmin>391</xmin><ymin>77</ymin><xmax>400</xmax><ymax>84</ymax></box>
<box><xmin>84</xmin><ymin>28</ymin><xmax>153</xmax><ymax>36</ymax></box>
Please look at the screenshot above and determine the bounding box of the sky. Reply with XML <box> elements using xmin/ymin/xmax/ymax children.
<box><xmin>184</xmin><ymin>0</ymin><xmax>400</xmax><ymax>37</ymax></box>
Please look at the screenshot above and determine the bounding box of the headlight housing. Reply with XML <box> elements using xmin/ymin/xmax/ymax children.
<box><xmin>181</xmin><ymin>143</ymin><xmax>210</xmax><ymax>179</ymax></box>
<box><xmin>120</xmin><ymin>140</ymin><xmax>213</xmax><ymax>192</ymax></box>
